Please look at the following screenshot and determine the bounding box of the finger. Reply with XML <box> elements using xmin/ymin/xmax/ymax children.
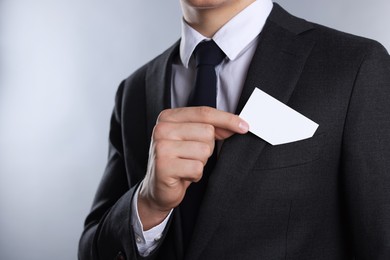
<box><xmin>215</xmin><ymin>127</ymin><xmax>236</xmax><ymax>140</ymax></box>
<box><xmin>156</xmin><ymin>157</ymin><xmax>205</xmax><ymax>183</ymax></box>
<box><xmin>154</xmin><ymin>139</ymin><xmax>214</xmax><ymax>165</ymax></box>
<box><xmin>153</xmin><ymin>120</ymin><xmax>236</xmax><ymax>141</ymax></box>
<box><xmin>153</xmin><ymin>121</ymin><xmax>215</xmax><ymax>144</ymax></box>
<box><xmin>157</xmin><ymin>107</ymin><xmax>249</xmax><ymax>136</ymax></box>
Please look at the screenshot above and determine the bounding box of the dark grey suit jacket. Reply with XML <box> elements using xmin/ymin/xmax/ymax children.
<box><xmin>79</xmin><ymin>4</ymin><xmax>390</xmax><ymax>260</ymax></box>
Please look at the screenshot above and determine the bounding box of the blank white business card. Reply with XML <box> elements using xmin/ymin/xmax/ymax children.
<box><xmin>239</xmin><ymin>88</ymin><xmax>319</xmax><ymax>145</ymax></box>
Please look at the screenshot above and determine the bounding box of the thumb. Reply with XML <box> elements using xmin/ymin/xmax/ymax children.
<box><xmin>215</xmin><ymin>124</ymin><xmax>248</xmax><ymax>140</ymax></box>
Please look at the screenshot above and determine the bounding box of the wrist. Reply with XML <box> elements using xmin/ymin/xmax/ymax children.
<box><xmin>137</xmin><ymin>193</ymin><xmax>171</xmax><ymax>231</ymax></box>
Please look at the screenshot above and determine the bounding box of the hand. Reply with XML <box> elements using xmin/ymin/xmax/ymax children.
<box><xmin>138</xmin><ymin>107</ymin><xmax>249</xmax><ymax>230</ymax></box>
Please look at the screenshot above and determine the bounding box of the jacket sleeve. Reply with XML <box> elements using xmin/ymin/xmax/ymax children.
<box><xmin>342</xmin><ymin>41</ymin><xmax>390</xmax><ymax>259</ymax></box>
<box><xmin>78</xmin><ymin>79</ymin><xmax>164</xmax><ymax>260</ymax></box>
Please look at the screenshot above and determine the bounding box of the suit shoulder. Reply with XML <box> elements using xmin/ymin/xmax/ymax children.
<box><xmin>121</xmin><ymin>40</ymin><xmax>180</xmax><ymax>92</ymax></box>
<box><xmin>311</xmin><ymin>22</ymin><xmax>387</xmax><ymax>51</ymax></box>
<box><xmin>113</xmin><ymin>40</ymin><xmax>179</xmax><ymax>115</ymax></box>
<box><xmin>303</xmin><ymin>22</ymin><xmax>389</xmax><ymax>69</ymax></box>
<box><xmin>123</xmin><ymin>63</ymin><xmax>148</xmax><ymax>92</ymax></box>
<box><xmin>270</xmin><ymin>4</ymin><xmax>388</xmax><ymax>56</ymax></box>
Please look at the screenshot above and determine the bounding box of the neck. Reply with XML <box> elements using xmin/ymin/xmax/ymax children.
<box><xmin>181</xmin><ymin>0</ymin><xmax>256</xmax><ymax>38</ymax></box>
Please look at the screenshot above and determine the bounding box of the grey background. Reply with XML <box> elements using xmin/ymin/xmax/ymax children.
<box><xmin>0</xmin><ymin>1</ymin><xmax>389</xmax><ymax>259</ymax></box>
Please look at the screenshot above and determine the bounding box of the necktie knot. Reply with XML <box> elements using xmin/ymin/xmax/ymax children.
<box><xmin>188</xmin><ymin>40</ymin><xmax>225</xmax><ymax>108</ymax></box>
<box><xmin>194</xmin><ymin>40</ymin><xmax>226</xmax><ymax>67</ymax></box>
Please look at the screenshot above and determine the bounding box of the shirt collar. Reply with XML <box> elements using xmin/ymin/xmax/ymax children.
<box><xmin>180</xmin><ymin>0</ymin><xmax>273</xmax><ymax>68</ymax></box>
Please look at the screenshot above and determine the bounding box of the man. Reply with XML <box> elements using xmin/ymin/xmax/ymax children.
<box><xmin>79</xmin><ymin>0</ymin><xmax>390</xmax><ymax>259</ymax></box>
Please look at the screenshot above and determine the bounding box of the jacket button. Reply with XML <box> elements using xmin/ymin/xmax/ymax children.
<box><xmin>116</xmin><ymin>251</ymin><xmax>126</xmax><ymax>260</ymax></box>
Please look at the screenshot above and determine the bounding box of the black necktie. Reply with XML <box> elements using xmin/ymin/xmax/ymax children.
<box><xmin>188</xmin><ymin>40</ymin><xmax>226</xmax><ymax>107</ymax></box>
<box><xmin>180</xmin><ymin>40</ymin><xmax>226</xmax><ymax>250</ymax></box>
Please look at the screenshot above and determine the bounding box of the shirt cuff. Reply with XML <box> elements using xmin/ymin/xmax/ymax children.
<box><xmin>131</xmin><ymin>184</ymin><xmax>173</xmax><ymax>257</ymax></box>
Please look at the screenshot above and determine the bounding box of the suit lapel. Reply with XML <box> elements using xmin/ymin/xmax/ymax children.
<box><xmin>186</xmin><ymin>5</ymin><xmax>316</xmax><ymax>259</ymax></box>
<box><xmin>145</xmin><ymin>41</ymin><xmax>180</xmax><ymax>140</ymax></box>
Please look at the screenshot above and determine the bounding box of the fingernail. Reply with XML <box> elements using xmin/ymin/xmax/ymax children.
<box><xmin>238</xmin><ymin>121</ymin><xmax>249</xmax><ymax>132</ymax></box>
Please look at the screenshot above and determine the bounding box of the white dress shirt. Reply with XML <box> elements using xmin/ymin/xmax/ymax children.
<box><xmin>131</xmin><ymin>0</ymin><xmax>273</xmax><ymax>256</ymax></box>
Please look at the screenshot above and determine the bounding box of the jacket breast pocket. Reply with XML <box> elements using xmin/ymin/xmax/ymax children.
<box><xmin>253</xmin><ymin>132</ymin><xmax>326</xmax><ymax>170</ymax></box>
